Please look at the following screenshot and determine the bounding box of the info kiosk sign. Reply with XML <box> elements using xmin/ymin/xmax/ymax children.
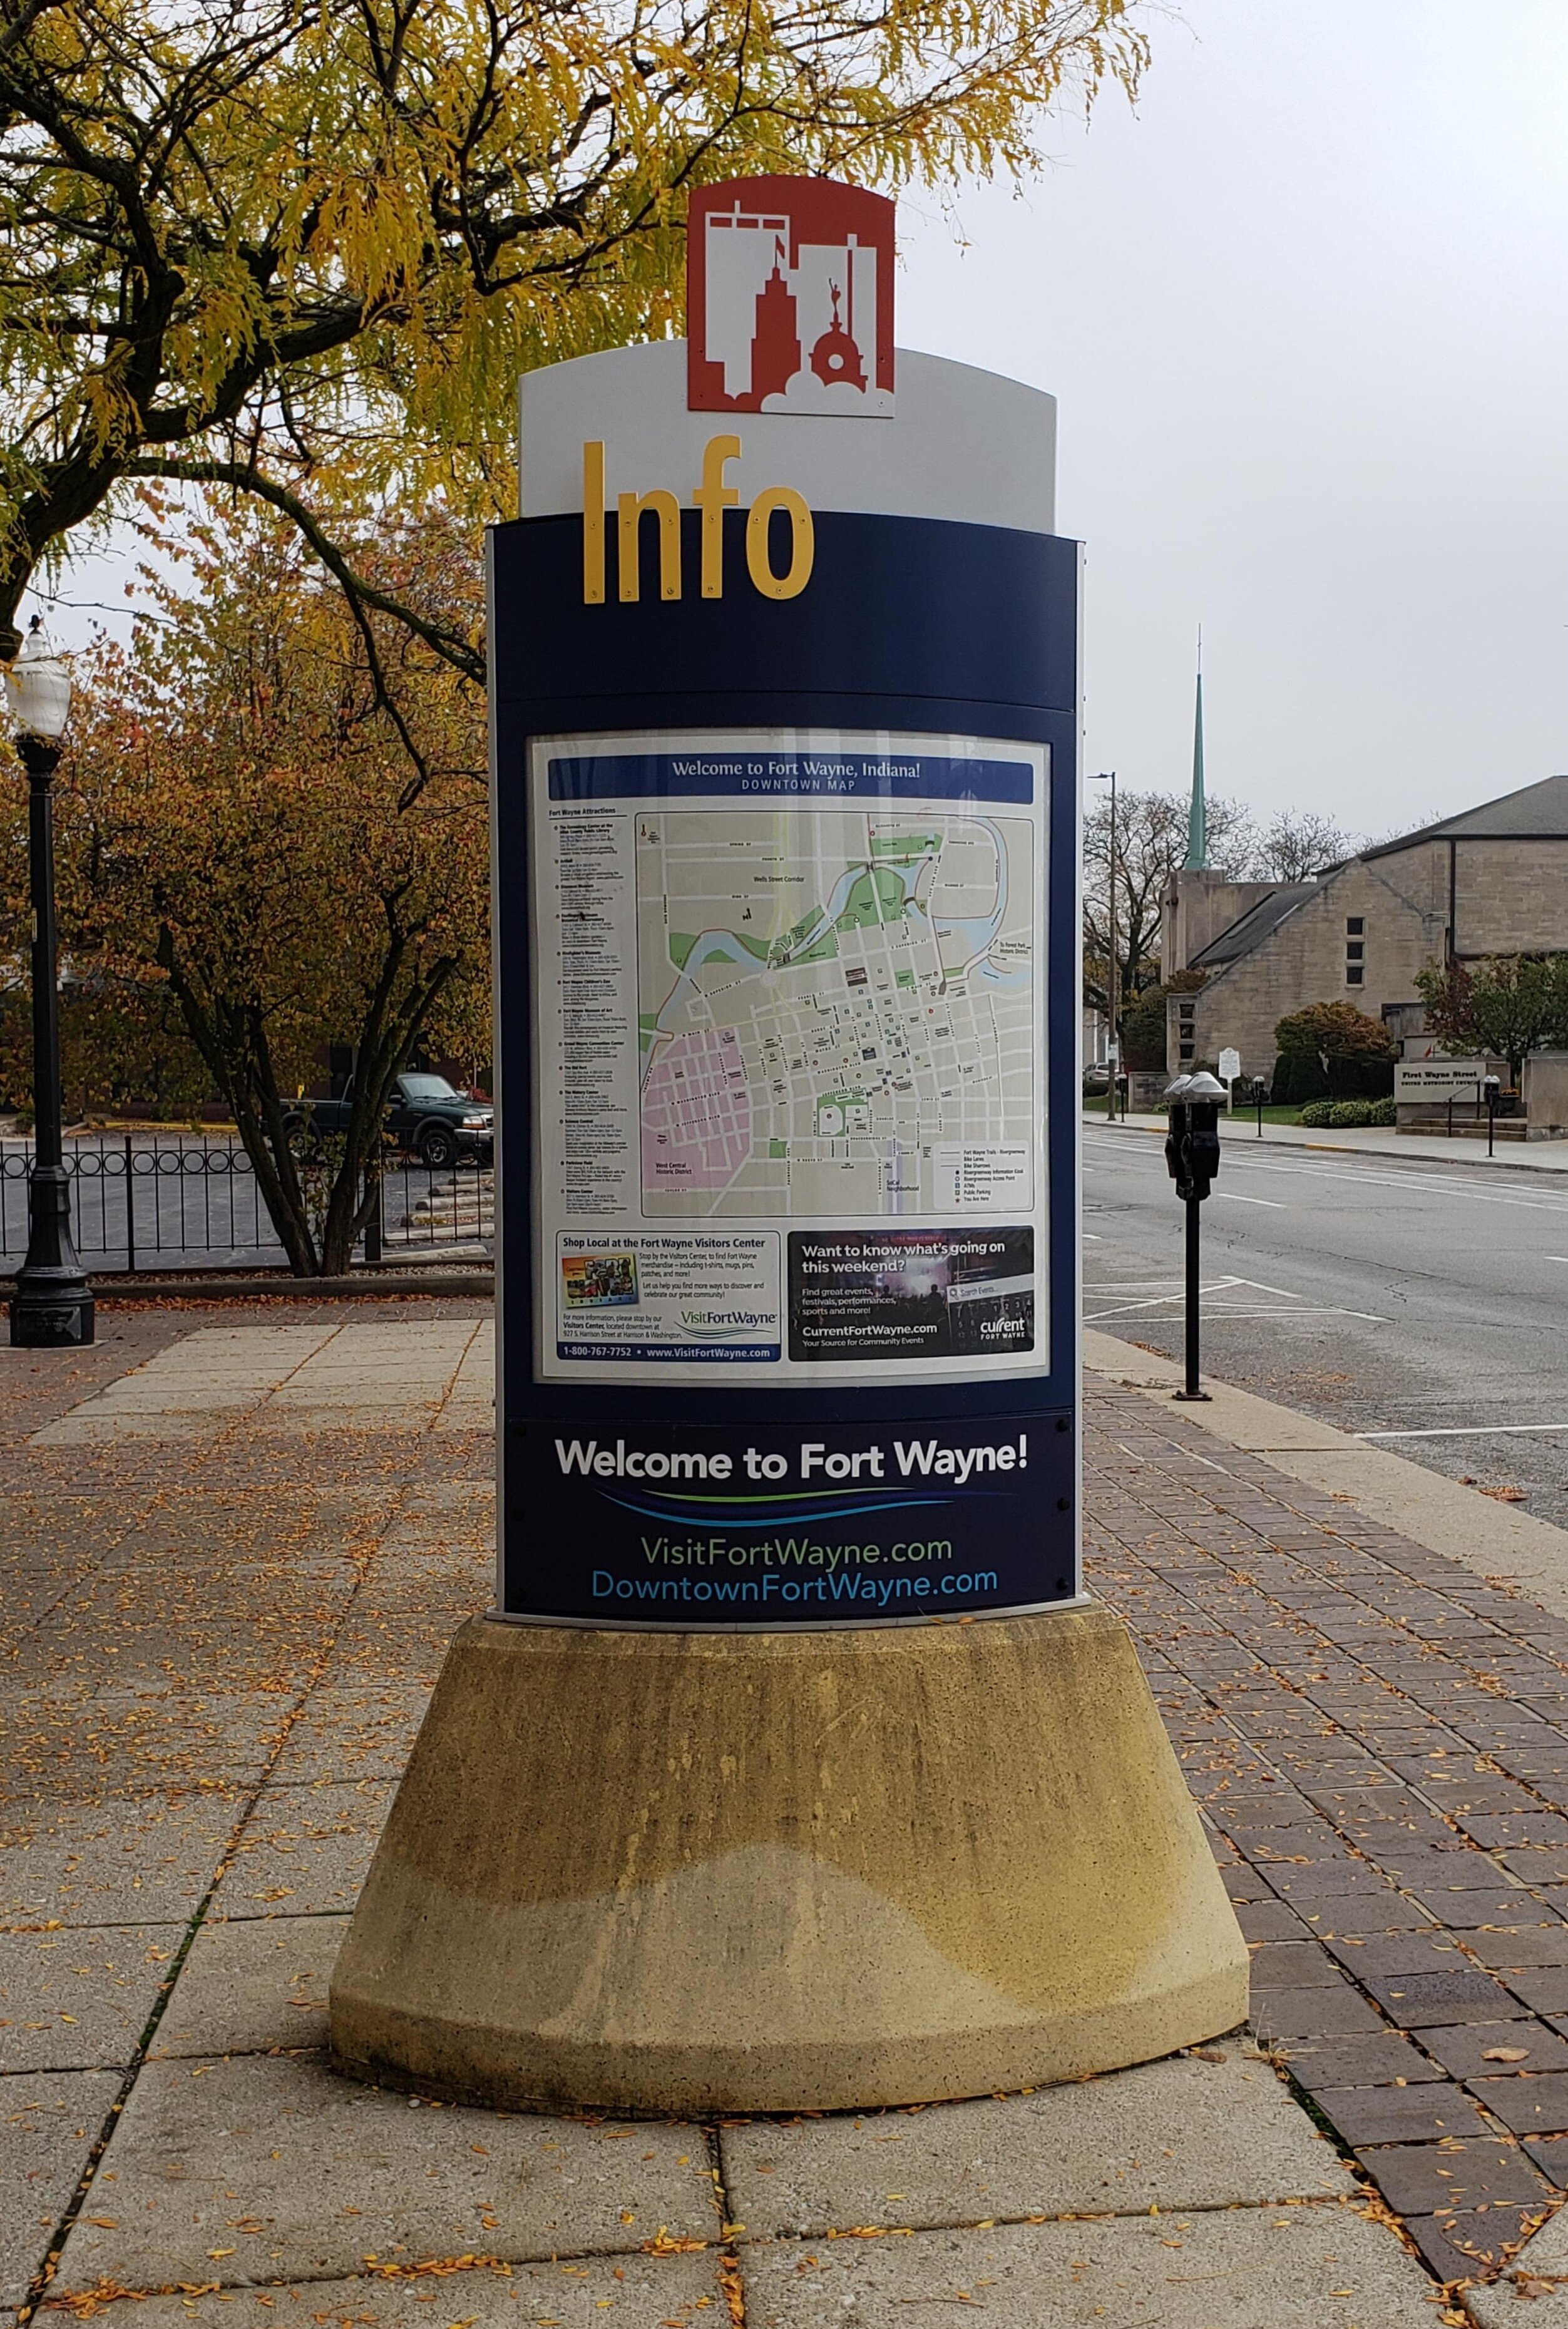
<box><xmin>491</xmin><ymin>179</ymin><xmax>1080</xmax><ymax>1628</ymax></box>
<box><xmin>331</xmin><ymin>178</ymin><xmax>1248</xmax><ymax>2116</ymax></box>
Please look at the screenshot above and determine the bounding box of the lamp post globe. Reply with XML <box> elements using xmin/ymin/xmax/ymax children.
<box><xmin>6</xmin><ymin>616</ymin><xmax>73</xmax><ymax>741</ymax></box>
<box><xmin>7</xmin><ymin>616</ymin><xmax>93</xmax><ymax>1348</ymax></box>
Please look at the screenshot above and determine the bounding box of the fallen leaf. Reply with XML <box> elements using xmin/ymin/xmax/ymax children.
<box><xmin>1482</xmin><ymin>2047</ymin><xmax>1530</xmax><ymax>2063</ymax></box>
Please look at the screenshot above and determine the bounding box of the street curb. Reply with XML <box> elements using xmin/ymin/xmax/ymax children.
<box><xmin>0</xmin><ymin>1270</ymin><xmax>496</xmax><ymax>1302</ymax></box>
<box><xmin>1084</xmin><ymin>1325</ymin><xmax>1568</xmax><ymax>1624</ymax></box>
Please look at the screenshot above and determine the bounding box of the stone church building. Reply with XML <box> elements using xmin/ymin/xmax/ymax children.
<box><xmin>1160</xmin><ymin>774</ymin><xmax>1568</xmax><ymax>1079</ymax></box>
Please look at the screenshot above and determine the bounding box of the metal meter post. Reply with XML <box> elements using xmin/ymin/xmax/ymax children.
<box><xmin>1485</xmin><ymin>1072</ymin><xmax>1500</xmax><ymax>1158</ymax></box>
<box><xmin>1165</xmin><ymin>1071</ymin><xmax>1223</xmax><ymax>1402</ymax></box>
<box><xmin>1251</xmin><ymin>1075</ymin><xmax>1267</xmax><ymax>1138</ymax></box>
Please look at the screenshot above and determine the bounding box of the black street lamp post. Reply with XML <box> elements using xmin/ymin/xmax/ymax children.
<box><xmin>1090</xmin><ymin>769</ymin><xmax>1119</xmax><ymax>1118</ymax></box>
<box><xmin>8</xmin><ymin>619</ymin><xmax>93</xmax><ymax>1348</ymax></box>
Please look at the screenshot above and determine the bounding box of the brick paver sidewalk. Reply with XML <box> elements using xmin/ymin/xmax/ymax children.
<box><xmin>9</xmin><ymin>1302</ymin><xmax>1568</xmax><ymax>2321</ymax></box>
<box><xmin>1090</xmin><ymin>1382</ymin><xmax>1568</xmax><ymax>2287</ymax></box>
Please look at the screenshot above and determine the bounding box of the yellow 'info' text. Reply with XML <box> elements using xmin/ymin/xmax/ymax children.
<box><xmin>582</xmin><ymin>438</ymin><xmax>814</xmax><ymax>606</ymax></box>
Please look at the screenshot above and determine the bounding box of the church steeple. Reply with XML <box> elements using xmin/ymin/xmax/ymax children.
<box><xmin>1184</xmin><ymin>632</ymin><xmax>1207</xmax><ymax>871</ymax></box>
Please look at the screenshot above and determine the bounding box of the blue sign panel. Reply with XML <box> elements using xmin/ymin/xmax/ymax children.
<box><xmin>511</xmin><ymin>1415</ymin><xmax>1076</xmax><ymax>1625</ymax></box>
<box><xmin>489</xmin><ymin>495</ymin><xmax>1079</xmax><ymax>1628</ymax></box>
<box><xmin>547</xmin><ymin>749</ymin><xmax>1037</xmax><ymax>804</ymax></box>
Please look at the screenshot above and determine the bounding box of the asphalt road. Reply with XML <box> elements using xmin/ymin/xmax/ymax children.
<box><xmin>1083</xmin><ymin>1119</ymin><xmax>1568</xmax><ymax>1532</ymax></box>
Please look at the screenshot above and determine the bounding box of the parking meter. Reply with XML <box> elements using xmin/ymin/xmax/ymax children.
<box><xmin>1484</xmin><ymin>1071</ymin><xmax>1501</xmax><ymax>1157</ymax></box>
<box><xmin>1163</xmin><ymin>1071</ymin><xmax>1226</xmax><ymax>1401</ymax></box>
<box><xmin>1163</xmin><ymin>1073</ymin><xmax>1191</xmax><ymax>1188</ymax></box>
<box><xmin>1164</xmin><ymin>1071</ymin><xmax>1224</xmax><ymax>1201</ymax></box>
<box><xmin>1251</xmin><ymin>1074</ymin><xmax>1268</xmax><ymax>1138</ymax></box>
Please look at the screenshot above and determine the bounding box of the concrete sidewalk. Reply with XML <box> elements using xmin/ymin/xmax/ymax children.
<box><xmin>1088</xmin><ymin>1109</ymin><xmax>1568</xmax><ymax>1171</ymax></box>
<box><xmin>9</xmin><ymin>1300</ymin><xmax>1564</xmax><ymax>2323</ymax></box>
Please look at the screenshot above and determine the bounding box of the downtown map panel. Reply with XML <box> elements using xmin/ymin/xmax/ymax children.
<box><xmin>637</xmin><ymin>808</ymin><xmax>1033</xmax><ymax>1218</ymax></box>
<box><xmin>530</xmin><ymin>732</ymin><xmax>1049</xmax><ymax>1387</ymax></box>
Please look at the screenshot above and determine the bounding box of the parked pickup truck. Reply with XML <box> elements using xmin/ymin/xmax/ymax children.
<box><xmin>285</xmin><ymin>1073</ymin><xmax>494</xmax><ymax>1170</ymax></box>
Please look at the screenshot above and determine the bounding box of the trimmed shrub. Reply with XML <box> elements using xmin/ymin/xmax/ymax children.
<box><xmin>1303</xmin><ymin>1098</ymin><xmax>1400</xmax><ymax>1128</ymax></box>
<box><xmin>1327</xmin><ymin>1056</ymin><xmax>1395</xmax><ymax>1101</ymax></box>
<box><xmin>1273</xmin><ymin>1001</ymin><xmax>1396</xmax><ymax>1112</ymax></box>
<box><xmin>1271</xmin><ymin>1051</ymin><xmax>1331</xmax><ymax>1106</ymax></box>
<box><xmin>1275</xmin><ymin>1001</ymin><xmax>1397</xmax><ymax>1063</ymax></box>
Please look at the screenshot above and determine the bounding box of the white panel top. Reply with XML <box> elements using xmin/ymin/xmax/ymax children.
<box><xmin>519</xmin><ymin>341</ymin><xmax>1055</xmax><ymax>535</ymax></box>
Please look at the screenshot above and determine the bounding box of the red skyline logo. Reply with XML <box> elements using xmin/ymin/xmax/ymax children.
<box><xmin>687</xmin><ymin>177</ymin><xmax>895</xmax><ymax>418</ymax></box>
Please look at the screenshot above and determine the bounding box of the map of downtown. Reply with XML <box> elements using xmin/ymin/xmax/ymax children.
<box><xmin>533</xmin><ymin>738</ymin><xmax>1049</xmax><ymax>1383</ymax></box>
<box><xmin>636</xmin><ymin>808</ymin><xmax>1035</xmax><ymax>1219</ymax></box>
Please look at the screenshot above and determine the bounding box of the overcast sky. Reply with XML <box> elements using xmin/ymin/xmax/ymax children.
<box><xmin>898</xmin><ymin>0</ymin><xmax>1568</xmax><ymax>838</ymax></box>
<box><xmin>39</xmin><ymin>1</ymin><xmax>1568</xmax><ymax>842</ymax></box>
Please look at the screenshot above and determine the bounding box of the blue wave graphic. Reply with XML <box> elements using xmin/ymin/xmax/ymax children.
<box><xmin>597</xmin><ymin>1490</ymin><xmax>1007</xmax><ymax>1528</ymax></box>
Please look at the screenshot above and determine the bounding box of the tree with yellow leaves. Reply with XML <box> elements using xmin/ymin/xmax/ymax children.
<box><xmin>0</xmin><ymin>0</ymin><xmax>1148</xmax><ymax>662</ymax></box>
<box><xmin>43</xmin><ymin>505</ymin><xmax>489</xmax><ymax>1274</ymax></box>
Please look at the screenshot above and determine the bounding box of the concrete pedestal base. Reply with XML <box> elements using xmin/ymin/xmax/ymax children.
<box><xmin>330</xmin><ymin>1607</ymin><xmax>1247</xmax><ymax>2115</ymax></box>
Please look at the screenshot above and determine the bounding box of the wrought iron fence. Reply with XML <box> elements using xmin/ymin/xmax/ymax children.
<box><xmin>0</xmin><ymin>1135</ymin><xmax>494</xmax><ymax>1273</ymax></box>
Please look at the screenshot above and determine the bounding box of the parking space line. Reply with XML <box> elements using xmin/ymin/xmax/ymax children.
<box><xmin>1189</xmin><ymin>1305</ymin><xmax>1390</xmax><ymax>1322</ymax></box>
<box><xmin>1360</xmin><ymin>1421</ymin><xmax>1568</xmax><ymax>1439</ymax></box>
<box><xmin>1084</xmin><ymin>1297</ymin><xmax>1386</xmax><ymax>1324</ymax></box>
